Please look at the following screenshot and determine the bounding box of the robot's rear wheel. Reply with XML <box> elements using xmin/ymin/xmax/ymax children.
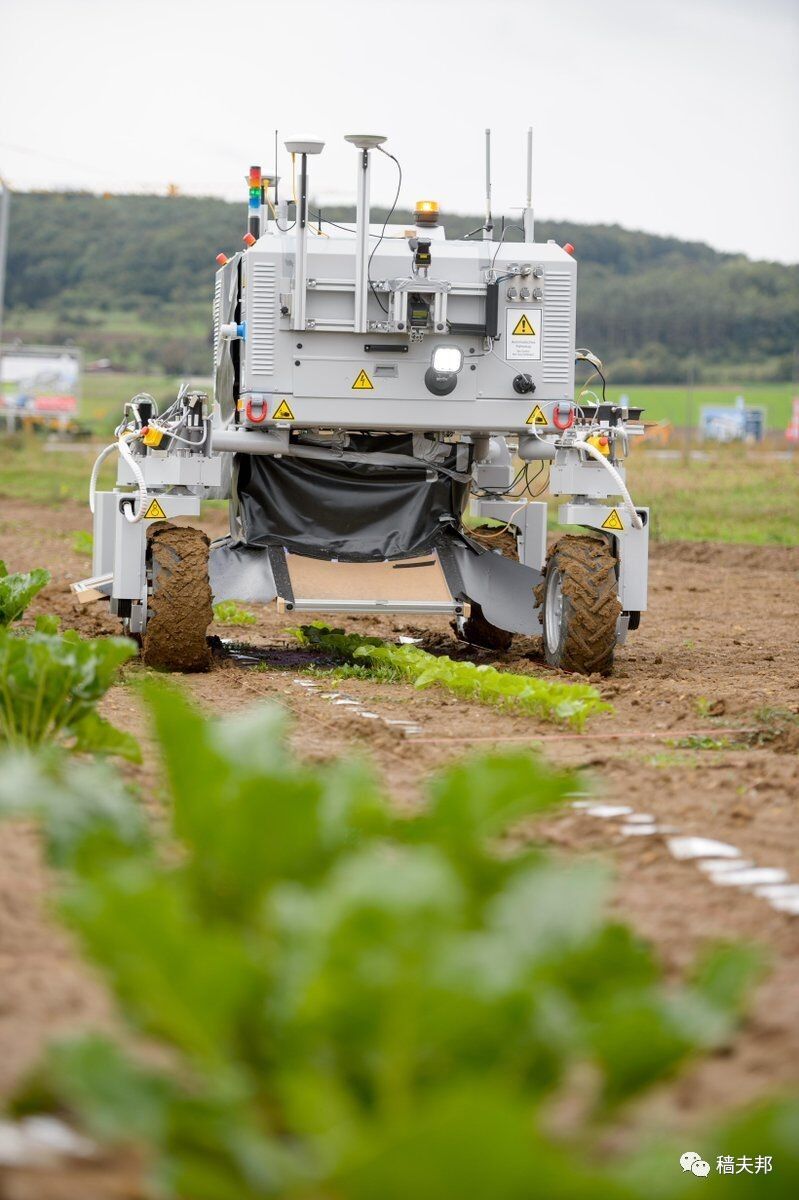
<box><xmin>539</xmin><ymin>534</ymin><xmax>620</xmax><ymax>676</ymax></box>
<box><xmin>454</xmin><ymin>602</ymin><xmax>514</xmax><ymax>652</ymax></box>
<box><xmin>142</xmin><ymin>523</ymin><xmax>213</xmax><ymax>672</ymax></box>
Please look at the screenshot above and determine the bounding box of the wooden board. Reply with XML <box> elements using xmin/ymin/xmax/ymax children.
<box><xmin>286</xmin><ymin>554</ymin><xmax>453</xmax><ymax>603</ymax></box>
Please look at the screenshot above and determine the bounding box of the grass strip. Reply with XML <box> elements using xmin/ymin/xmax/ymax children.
<box><xmin>293</xmin><ymin>624</ymin><xmax>611</xmax><ymax>731</ymax></box>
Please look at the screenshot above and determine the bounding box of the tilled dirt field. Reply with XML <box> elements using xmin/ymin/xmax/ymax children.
<box><xmin>1</xmin><ymin>497</ymin><xmax>798</xmax><ymax>1187</ymax></box>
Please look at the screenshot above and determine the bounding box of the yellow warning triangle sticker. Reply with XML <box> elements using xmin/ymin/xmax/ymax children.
<box><xmin>512</xmin><ymin>313</ymin><xmax>536</xmax><ymax>336</ymax></box>
<box><xmin>352</xmin><ymin>369</ymin><xmax>374</xmax><ymax>390</ymax></box>
<box><xmin>273</xmin><ymin>399</ymin><xmax>295</xmax><ymax>420</ymax></box>
<box><xmin>144</xmin><ymin>498</ymin><xmax>167</xmax><ymax>520</ymax></box>
<box><xmin>526</xmin><ymin>404</ymin><xmax>548</xmax><ymax>426</ymax></box>
<box><xmin>601</xmin><ymin>508</ymin><xmax>624</xmax><ymax>531</ymax></box>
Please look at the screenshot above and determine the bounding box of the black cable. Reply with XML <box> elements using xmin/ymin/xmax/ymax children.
<box><xmin>474</xmin><ymin>460</ymin><xmax>529</xmax><ymax>498</ymax></box>
<box><xmin>593</xmin><ymin>364</ymin><xmax>608</xmax><ymax>405</ymax></box>
<box><xmin>523</xmin><ymin>462</ymin><xmax>545</xmax><ymax>498</ymax></box>
<box><xmin>530</xmin><ymin>464</ymin><xmax>551</xmax><ymax>498</ymax></box>
<box><xmin>367</xmin><ymin>146</ymin><xmax>403</xmax><ymax>314</ymax></box>
<box><xmin>309</xmin><ymin>211</ymin><xmax>407</xmax><ymax>239</ymax></box>
<box><xmin>490</xmin><ymin>223</ymin><xmax>526</xmax><ymax>272</ymax></box>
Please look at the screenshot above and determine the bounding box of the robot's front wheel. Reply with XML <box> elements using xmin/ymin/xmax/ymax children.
<box><xmin>141</xmin><ymin>523</ymin><xmax>213</xmax><ymax>672</ymax></box>
<box><xmin>539</xmin><ymin>534</ymin><xmax>620</xmax><ymax>676</ymax></box>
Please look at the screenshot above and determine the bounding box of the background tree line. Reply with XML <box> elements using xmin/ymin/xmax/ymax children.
<box><xmin>3</xmin><ymin>191</ymin><xmax>797</xmax><ymax>381</ymax></box>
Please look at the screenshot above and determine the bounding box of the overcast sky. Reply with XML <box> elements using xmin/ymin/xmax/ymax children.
<box><xmin>1</xmin><ymin>0</ymin><xmax>797</xmax><ymax>263</ymax></box>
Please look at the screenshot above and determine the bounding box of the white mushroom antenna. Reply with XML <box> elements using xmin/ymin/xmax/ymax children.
<box><xmin>344</xmin><ymin>134</ymin><xmax>387</xmax><ymax>150</ymax></box>
<box><xmin>283</xmin><ymin>136</ymin><xmax>325</xmax><ymax>155</ymax></box>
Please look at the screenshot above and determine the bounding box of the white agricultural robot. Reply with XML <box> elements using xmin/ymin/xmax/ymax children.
<box><xmin>77</xmin><ymin>130</ymin><xmax>649</xmax><ymax>674</ymax></box>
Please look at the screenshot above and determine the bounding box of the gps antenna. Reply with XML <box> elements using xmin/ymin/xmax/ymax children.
<box><xmin>523</xmin><ymin>126</ymin><xmax>534</xmax><ymax>241</ymax></box>
<box><xmin>483</xmin><ymin>128</ymin><xmax>493</xmax><ymax>241</ymax></box>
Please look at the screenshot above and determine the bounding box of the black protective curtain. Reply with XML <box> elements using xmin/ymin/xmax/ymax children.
<box><xmin>233</xmin><ymin>435</ymin><xmax>468</xmax><ymax>562</ymax></box>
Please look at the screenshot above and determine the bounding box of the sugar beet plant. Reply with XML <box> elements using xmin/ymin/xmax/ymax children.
<box><xmin>0</xmin><ymin>560</ymin><xmax>138</xmax><ymax>759</ymax></box>
<box><xmin>4</xmin><ymin>685</ymin><xmax>797</xmax><ymax>1199</ymax></box>
<box><xmin>0</xmin><ymin>560</ymin><xmax>50</xmax><ymax>626</ymax></box>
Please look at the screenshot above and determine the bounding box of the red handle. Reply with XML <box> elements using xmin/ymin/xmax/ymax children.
<box><xmin>245</xmin><ymin>398</ymin><xmax>268</xmax><ymax>424</ymax></box>
<box><xmin>552</xmin><ymin>404</ymin><xmax>575</xmax><ymax>431</ymax></box>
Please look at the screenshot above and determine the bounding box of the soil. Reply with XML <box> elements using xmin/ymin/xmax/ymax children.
<box><xmin>1</xmin><ymin>497</ymin><xmax>798</xmax><ymax>1196</ymax></box>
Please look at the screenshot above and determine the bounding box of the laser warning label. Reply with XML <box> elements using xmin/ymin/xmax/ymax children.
<box><xmin>506</xmin><ymin>307</ymin><xmax>542</xmax><ymax>361</ymax></box>
<box><xmin>526</xmin><ymin>405</ymin><xmax>548</xmax><ymax>426</ymax></box>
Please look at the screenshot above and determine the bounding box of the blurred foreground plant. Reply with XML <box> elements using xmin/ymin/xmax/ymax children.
<box><xmin>3</xmin><ymin>685</ymin><xmax>796</xmax><ymax>1198</ymax></box>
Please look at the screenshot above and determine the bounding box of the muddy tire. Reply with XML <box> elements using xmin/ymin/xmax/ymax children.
<box><xmin>142</xmin><ymin>523</ymin><xmax>213</xmax><ymax>672</ymax></box>
<box><xmin>538</xmin><ymin>534</ymin><xmax>620</xmax><ymax>675</ymax></box>
<box><xmin>455</xmin><ymin>602</ymin><xmax>514</xmax><ymax>652</ymax></box>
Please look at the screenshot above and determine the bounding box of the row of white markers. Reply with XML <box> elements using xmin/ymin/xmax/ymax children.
<box><xmin>571</xmin><ymin>800</ymin><xmax>799</xmax><ymax>917</ymax></box>
<box><xmin>293</xmin><ymin>677</ymin><xmax>422</xmax><ymax>735</ymax></box>
<box><xmin>292</xmin><ymin>678</ymin><xmax>798</xmax><ymax>919</ymax></box>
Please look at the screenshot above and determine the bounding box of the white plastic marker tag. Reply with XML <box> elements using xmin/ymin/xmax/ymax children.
<box><xmin>506</xmin><ymin>308</ymin><xmax>542</xmax><ymax>361</ymax></box>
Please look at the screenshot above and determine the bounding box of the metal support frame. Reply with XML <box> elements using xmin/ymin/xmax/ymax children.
<box><xmin>292</xmin><ymin>154</ymin><xmax>309</xmax><ymax>331</ymax></box>
<box><xmin>558</xmin><ymin>502</ymin><xmax>649</xmax><ymax>612</ymax></box>
<box><xmin>471</xmin><ymin>497</ymin><xmax>548</xmax><ymax>572</ymax></box>
<box><xmin>353</xmin><ymin>148</ymin><xmax>371</xmax><ymax>333</ymax></box>
<box><xmin>87</xmin><ymin>491</ymin><xmax>202</xmax><ymax>608</ymax></box>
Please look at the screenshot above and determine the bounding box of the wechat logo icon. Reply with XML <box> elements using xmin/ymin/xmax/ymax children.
<box><xmin>680</xmin><ymin>1152</ymin><xmax>711</xmax><ymax>1177</ymax></box>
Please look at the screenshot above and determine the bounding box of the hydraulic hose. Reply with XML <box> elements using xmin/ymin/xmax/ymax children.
<box><xmin>570</xmin><ymin>438</ymin><xmax>644</xmax><ymax>530</ymax></box>
<box><xmin>88</xmin><ymin>443</ymin><xmax>119</xmax><ymax>514</ymax></box>
<box><xmin>117</xmin><ymin>435</ymin><xmax>149</xmax><ymax>523</ymax></box>
<box><xmin>88</xmin><ymin>435</ymin><xmax>150</xmax><ymax>523</ymax></box>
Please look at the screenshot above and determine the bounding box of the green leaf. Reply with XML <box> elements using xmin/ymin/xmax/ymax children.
<box><xmin>72</xmin><ymin>530</ymin><xmax>94</xmax><ymax>557</ymax></box>
<box><xmin>34</xmin><ymin>613</ymin><xmax>60</xmax><ymax>634</ymax></box>
<box><xmin>690</xmin><ymin>941</ymin><xmax>765</xmax><ymax>1020</ymax></box>
<box><xmin>418</xmin><ymin>751</ymin><xmax>575</xmax><ymax>852</ymax></box>
<box><xmin>144</xmin><ymin>683</ymin><xmax>385</xmax><ymax>919</ymax></box>
<box><xmin>487</xmin><ymin>860</ymin><xmax>609</xmax><ymax>963</ymax></box>
<box><xmin>338</xmin><ymin>1084</ymin><xmax>636</xmax><ymax>1200</ymax></box>
<box><xmin>71</xmin><ymin>710</ymin><xmax>142</xmax><ymax>762</ymax></box>
<box><xmin>589</xmin><ymin>991</ymin><xmax>695</xmax><ymax>1106</ymax></box>
<box><xmin>0</xmin><ymin>627</ymin><xmax>137</xmax><ymax>752</ymax></box>
<box><xmin>213</xmin><ymin>600</ymin><xmax>257</xmax><ymax>626</ymax></box>
<box><xmin>61</xmin><ymin>864</ymin><xmax>265</xmax><ymax>1064</ymax></box>
<box><xmin>0</xmin><ymin>751</ymin><xmax>148</xmax><ymax>870</ymax></box>
<box><xmin>31</xmin><ymin>1034</ymin><xmax>171</xmax><ymax>1144</ymax></box>
<box><xmin>0</xmin><ymin>561</ymin><xmax>50</xmax><ymax>625</ymax></box>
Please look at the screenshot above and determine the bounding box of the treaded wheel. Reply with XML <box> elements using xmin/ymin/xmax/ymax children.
<box><xmin>538</xmin><ymin>534</ymin><xmax>620</xmax><ymax>675</ymax></box>
<box><xmin>142</xmin><ymin>523</ymin><xmax>213</xmax><ymax>672</ymax></box>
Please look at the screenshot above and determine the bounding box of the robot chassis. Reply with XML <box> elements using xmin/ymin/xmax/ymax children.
<box><xmin>77</xmin><ymin>131</ymin><xmax>649</xmax><ymax>675</ymax></box>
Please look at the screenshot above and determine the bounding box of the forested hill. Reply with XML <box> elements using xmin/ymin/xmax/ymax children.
<box><xmin>4</xmin><ymin>192</ymin><xmax>797</xmax><ymax>381</ymax></box>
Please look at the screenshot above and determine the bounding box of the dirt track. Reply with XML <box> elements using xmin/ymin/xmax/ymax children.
<box><xmin>1</xmin><ymin>497</ymin><xmax>798</xmax><ymax>1155</ymax></box>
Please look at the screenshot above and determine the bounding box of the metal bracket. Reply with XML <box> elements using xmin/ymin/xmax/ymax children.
<box><xmin>558</xmin><ymin>502</ymin><xmax>649</xmax><ymax>612</ymax></box>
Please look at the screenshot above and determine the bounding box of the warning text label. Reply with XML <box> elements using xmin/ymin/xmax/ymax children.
<box><xmin>506</xmin><ymin>307</ymin><xmax>542</xmax><ymax>362</ymax></box>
